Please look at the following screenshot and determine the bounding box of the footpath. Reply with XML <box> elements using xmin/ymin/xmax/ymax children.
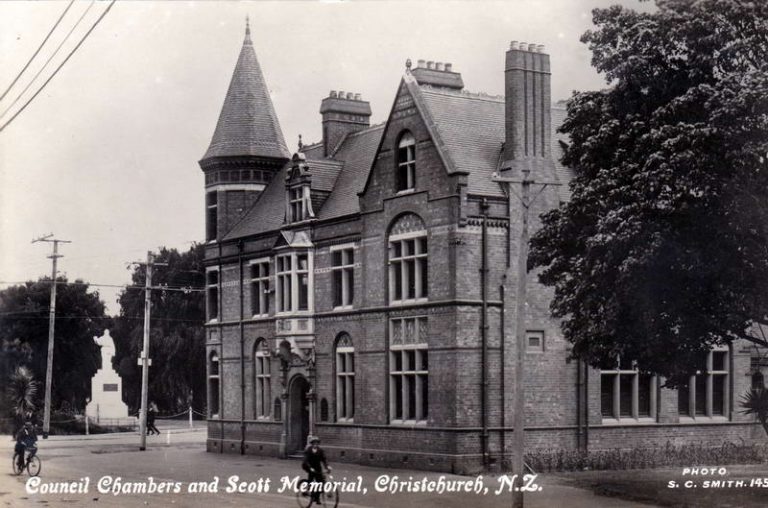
<box><xmin>0</xmin><ymin>429</ymin><xmax>656</xmax><ymax>508</ymax></box>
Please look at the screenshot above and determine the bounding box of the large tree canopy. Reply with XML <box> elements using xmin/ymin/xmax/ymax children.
<box><xmin>529</xmin><ymin>0</ymin><xmax>768</xmax><ymax>384</ymax></box>
<box><xmin>111</xmin><ymin>245</ymin><xmax>206</xmax><ymax>413</ymax></box>
<box><xmin>0</xmin><ymin>278</ymin><xmax>105</xmax><ymax>414</ymax></box>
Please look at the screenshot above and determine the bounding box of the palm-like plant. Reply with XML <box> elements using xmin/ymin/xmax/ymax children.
<box><xmin>740</xmin><ymin>387</ymin><xmax>768</xmax><ymax>437</ymax></box>
<box><xmin>7</xmin><ymin>366</ymin><xmax>38</xmax><ymax>418</ymax></box>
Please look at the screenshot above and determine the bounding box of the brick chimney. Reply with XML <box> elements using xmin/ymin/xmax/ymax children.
<box><xmin>320</xmin><ymin>91</ymin><xmax>372</xmax><ymax>157</ymax></box>
<box><xmin>411</xmin><ymin>59</ymin><xmax>464</xmax><ymax>90</ymax></box>
<box><xmin>501</xmin><ymin>41</ymin><xmax>551</xmax><ymax>169</ymax></box>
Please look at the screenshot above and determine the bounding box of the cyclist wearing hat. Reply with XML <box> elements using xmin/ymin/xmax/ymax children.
<box><xmin>14</xmin><ymin>420</ymin><xmax>37</xmax><ymax>471</ymax></box>
<box><xmin>302</xmin><ymin>436</ymin><xmax>331</xmax><ymax>502</ymax></box>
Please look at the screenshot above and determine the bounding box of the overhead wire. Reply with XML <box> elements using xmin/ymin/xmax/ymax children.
<box><xmin>0</xmin><ymin>280</ymin><xmax>204</xmax><ymax>292</ymax></box>
<box><xmin>0</xmin><ymin>1</ymin><xmax>96</xmax><ymax>121</ymax></box>
<box><xmin>0</xmin><ymin>0</ymin><xmax>75</xmax><ymax>103</ymax></box>
<box><xmin>0</xmin><ymin>0</ymin><xmax>116</xmax><ymax>133</ymax></box>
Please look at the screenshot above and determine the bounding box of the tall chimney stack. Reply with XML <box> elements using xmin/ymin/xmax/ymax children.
<box><xmin>320</xmin><ymin>91</ymin><xmax>371</xmax><ymax>157</ymax></box>
<box><xmin>502</xmin><ymin>41</ymin><xmax>552</xmax><ymax>168</ymax></box>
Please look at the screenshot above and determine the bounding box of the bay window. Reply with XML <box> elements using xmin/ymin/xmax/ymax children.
<box><xmin>275</xmin><ymin>252</ymin><xmax>312</xmax><ymax>313</ymax></box>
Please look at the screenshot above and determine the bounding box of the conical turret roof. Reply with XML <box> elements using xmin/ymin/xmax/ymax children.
<box><xmin>202</xmin><ymin>21</ymin><xmax>290</xmax><ymax>160</ymax></box>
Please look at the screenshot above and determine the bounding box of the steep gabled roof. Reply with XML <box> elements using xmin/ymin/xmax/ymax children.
<box><xmin>417</xmin><ymin>86</ymin><xmax>506</xmax><ymax>197</ymax></box>
<box><xmin>201</xmin><ymin>23</ymin><xmax>290</xmax><ymax>161</ymax></box>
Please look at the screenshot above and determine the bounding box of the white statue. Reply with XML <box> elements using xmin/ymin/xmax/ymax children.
<box><xmin>85</xmin><ymin>330</ymin><xmax>130</xmax><ymax>421</ymax></box>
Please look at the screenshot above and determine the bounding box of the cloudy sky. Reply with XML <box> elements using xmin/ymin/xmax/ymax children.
<box><xmin>0</xmin><ymin>0</ymin><xmax>648</xmax><ymax>314</ymax></box>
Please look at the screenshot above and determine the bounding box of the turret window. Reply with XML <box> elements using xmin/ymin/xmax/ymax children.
<box><xmin>206</xmin><ymin>269</ymin><xmax>219</xmax><ymax>322</ymax></box>
<box><xmin>206</xmin><ymin>191</ymin><xmax>218</xmax><ymax>241</ymax></box>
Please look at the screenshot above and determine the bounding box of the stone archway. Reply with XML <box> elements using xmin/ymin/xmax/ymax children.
<box><xmin>287</xmin><ymin>375</ymin><xmax>310</xmax><ymax>454</ymax></box>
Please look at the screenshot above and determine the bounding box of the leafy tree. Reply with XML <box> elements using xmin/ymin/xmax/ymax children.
<box><xmin>0</xmin><ymin>278</ymin><xmax>105</xmax><ymax>412</ymax></box>
<box><xmin>111</xmin><ymin>245</ymin><xmax>206</xmax><ymax>414</ymax></box>
<box><xmin>529</xmin><ymin>0</ymin><xmax>768</xmax><ymax>384</ymax></box>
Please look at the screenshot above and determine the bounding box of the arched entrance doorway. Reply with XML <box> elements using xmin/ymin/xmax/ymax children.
<box><xmin>288</xmin><ymin>375</ymin><xmax>310</xmax><ymax>454</ymax></box>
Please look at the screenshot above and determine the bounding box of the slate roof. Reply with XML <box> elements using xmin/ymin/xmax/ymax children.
<box><xmin>307</xmin><ymin>159</ymin><xmax>343</xmax><ymax>193</ymax></box>
<box><xmin>221</xmin><ymin>71</ymin><xmax>570</xmax><ymax>241</ymax></box>
<box><xmin>202</xmin><ymin>26</ymin><xmax>290</xmax><ymax>160</ymax></box>
<box><xmin>416</xmin><ymin>85</ymin><xmax>506</xmax><ymax>197</ymax></box>
<box><xmin>223</xmin><ymin>125</ymin><xmax>384</xmax><ymax>240</ymax></box>
<box><xmin>224</xmin><ymin>163</ymin><xmax>288</xmax><ymax>239</ymax></box>
<box><xmin>316</xmin><ymin>125</ymin><xmax>384</xmax><ymax>220</ymax></box>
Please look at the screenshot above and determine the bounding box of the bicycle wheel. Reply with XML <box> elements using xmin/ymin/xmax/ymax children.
<box><xmin>26</xmin><ymin>455</ymin><xmax>41</xmax><ymax>477</ymax></box>
<box><xmin>12</xmin><ymin>453</ymin><xmax>23</xmax><ymax>475</ymax></box>
<box><xmin>321</xmin><ymin>488</ymin><xmax>339</xmax><ymax>508</ymax></box>
<box><xmin>295</xmin><ymin>479</ymin><xmax>313</xmax><ymax>508</ymax></box>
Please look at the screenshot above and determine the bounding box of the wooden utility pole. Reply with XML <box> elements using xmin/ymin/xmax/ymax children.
<box><xmin>32</xmin><ymin>234</ymin><xmax>71</xmax><ymax>438</ymax></box>
<box><xmin>492</xmin><ymin>169</ymin><xmax>558</xmax><ymax>508</ymax></box>
<box><xmin>131</xmin><ymin>251</ymin><xmax>167</xmax><ymax>451</ymax></box>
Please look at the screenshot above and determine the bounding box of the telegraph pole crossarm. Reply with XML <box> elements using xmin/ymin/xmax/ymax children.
<box><xmin>32</xmin><ymin>234</ymin><xmax>71</xmax><ymax>439</ymax></box>
<box><xmin>491</xmin><ymin>170</ymin><xmax>560</xmax><ymax>508</ymax></box>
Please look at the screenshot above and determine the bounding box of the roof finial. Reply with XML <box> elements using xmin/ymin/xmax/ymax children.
<box><xmin>298</xmin><ymin>134</ymin><xmax>303</xmax><ymax>150</ymax></box>
<box><xmin>245</xmin><ymin>15</ymin><xmax>251</xmax><ymax>42</ymax></box>
<box><xmin>405</xmin><ymin>58</ymin><xmax>412</xmax><ymax>74</ymax></box>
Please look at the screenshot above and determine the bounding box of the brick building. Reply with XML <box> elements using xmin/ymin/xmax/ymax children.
<box><xmin>200</xmin><ymin>23</ymin><xmax>763</xmax><ymax>473</ymax></box>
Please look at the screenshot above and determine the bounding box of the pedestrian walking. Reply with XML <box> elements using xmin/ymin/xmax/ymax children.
<box><xmin>146</xmin><ymin>402</ymin><xmax>160</xmax><ymax>435</ymax></box>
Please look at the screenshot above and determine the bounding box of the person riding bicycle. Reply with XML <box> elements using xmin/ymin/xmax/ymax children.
<box><xmin>14</xmin><ymin>420</ymin><xmax>37</xmax><ymax>471</ymax></box>
<box><xmin>302</xmin><ymin>436</ymin><xmax>331</xmax><ymax>503</ymax></box>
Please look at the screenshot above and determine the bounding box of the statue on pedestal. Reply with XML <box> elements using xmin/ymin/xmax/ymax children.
<box><xmin>85</xmin><ymin>330</ymin><xmax>130</xmax><ymax>422</ymax></box>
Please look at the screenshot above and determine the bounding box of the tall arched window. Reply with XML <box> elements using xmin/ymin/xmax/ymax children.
<box><xmin>208</xmin><ymin>351</ymin><xmax>220</xmax><ymax>417</ymax></box>
<box><xmin>388</xmin><ymin>213</ymin><xmax>428</xmax><ymax>304</ymax></box>
<box><xmin>396</xmin><ymin>132</ymin><xmax>416</xmax><ymax>191</ymax></box>
<box><xmin>254</xmin><ymin>340</ymin><xmax>271</xmax><ymax>418</ymax></box>
<box><xmin>335</xmin><ymin>333</ymin><xmax>355</xmax><ymax>421</ymax></box>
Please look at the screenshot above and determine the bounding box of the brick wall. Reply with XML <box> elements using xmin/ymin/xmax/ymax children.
<box><xmin>202</xmin><ymin>71</ymin><xmax>761</xmax><ymax>475</ymax></box>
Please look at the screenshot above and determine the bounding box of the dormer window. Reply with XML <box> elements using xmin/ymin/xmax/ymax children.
<box><xmin>285</xmin><ymin>153</ymin><xmax>315</xmax><ymax>223</ymax></box>
<box><xmin>289</xmin><ymin>187</ymin><xmax>308</xmax><ymax>222</ymax></box>
<box><xmin>397</xmin><ymin>132</ymin><xmax>416</xmax><ymax>192</ymax></box>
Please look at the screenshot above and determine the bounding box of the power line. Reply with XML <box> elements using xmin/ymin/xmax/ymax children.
<box><xmin>0</xmin><ymin>0</ymin><xmax>75</xmax><ymax>103</ymax></box>
<box><xmin>0</xmin><ymin>1</ymin><xmax>96</xmax><ymax>122</ymax></box>
<box><xmin>0</xmin><ymin>314</ymin><xmax>203</xmax><ymax>323</ymax></box>
<box><xmin>0</xmin><ymin>281</ymin><xmax>204</xmax><ymax>292</ymax></box>
<box><xmin>0</xmin><ymin>0</ymin><xmax>116</xmax><ymax>134</ymax></box>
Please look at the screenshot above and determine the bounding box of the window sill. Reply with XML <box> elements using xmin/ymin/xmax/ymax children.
<box><xmin>275</xmin><ymin>310</ymin><xmax>314</xmax><ymax>317</ymax></box>
<box><xmin>389</xmin><ymin>419</ymin><xmax>427</xmax><ymax>427</ymax></box>
<box><xmin>336</xmin><ymin>418</ymin><xmax>354</xmax><ymax>424</ymax></box>
<box><xmin>389</xmin><ymin>298</ymin><xmax>428</xmax><ymax>306</ymax></box>
<box><xmin>396</xmin><ymin>188</ymin><xmax>416</xmax><ymax>196</ymax></box>
<box><xmin>250</xmin><ymin>314</ymin><xmax>270</xmax><ymax>320</ymax></box>
<box><xmin>678</xmin><ymin>416</ymin><xmax>729</xmax><ymax>424</ymax></box>
<box><xmin>207</xmin><ymin>318</ymin><xmax>219</xmax><ymax>324</ymax></box>
<box><xmin>255</xmin><ymin>416</ymin><xmax>272</xmax><ymax>421</ymax></box>
<box><xmin>601</xmin><ymin>418</ymin><xmax>656</xmax><ymax>426</ymax></box>
<box><xmin>332</xmin><ymin>305</ymin><xmax>353</xmax><ymax>312</ymax></box>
